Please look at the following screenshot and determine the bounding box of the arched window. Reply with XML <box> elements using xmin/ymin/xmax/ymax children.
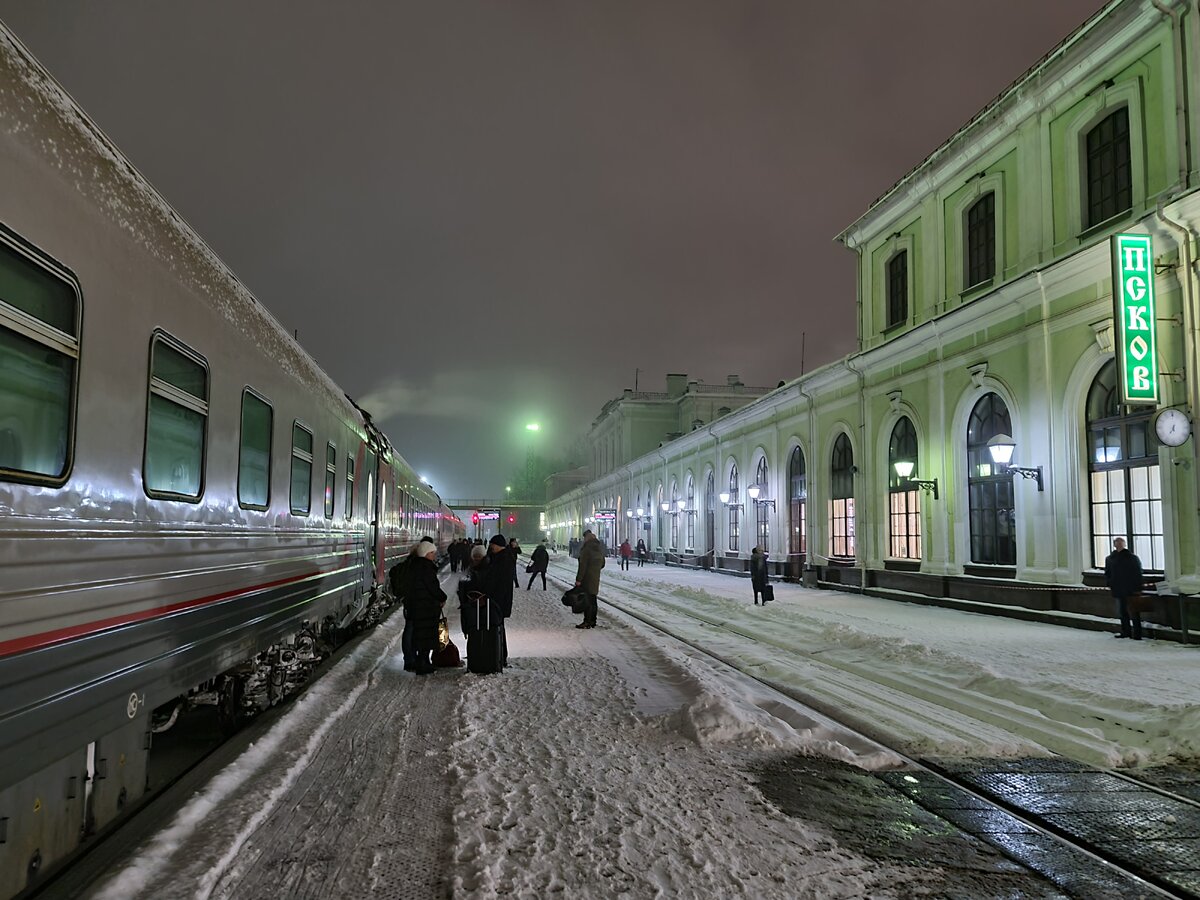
<box><xmin>705</xmin><ymin>471</ymin><xmax>715</xmax><ymax>556</ymax></box>
<box><xmin>965</xmin><ymin>192</ymin><xmax>995</xmax><ymax>288</ymax></box>
<box><xmin>788</xmin><ymin>447</ymin><xmax>806</xmax><ymax>557</ymax></box>
<box><xmin>727</xmin><ymin>465</ymin><xmax>740</xmax><ymax>552</ymax></box>
<box><xmin>967</xmin><ymin>393</ymin><xmax>1014</xmax><ymax>564</ymax></box>
<box><xmin>888</xmin><ymin>417</ymin><xmax>921</xmax><ymax>559</ymax></box>
<box><xmin>1086</xmin><ymin>107</ymin><xmax>1131</xmax><ymax>229</ymax></box>
<box><xmin>753</xmin><ymin>456</ymin><xmax>769</xmax><ymax>552</ymax></box>
<box><xmin>670</xmin><ymin>480</ymin><xmax>679</xmax><ymax>550</ymax></box>
<box><xmin>1087</xmin><ymin>360</ymin><xmax>1163</xmax><ymax>569</ymax></box>
<box><xmin>829</xmin><ymin>434</ymin><xmax>855</xmax><ymax>558</ymax></box>
<box><xmin>685</xmin><ymin>475</ymin><xmax>696</xmax><ymax>551</ymax></box>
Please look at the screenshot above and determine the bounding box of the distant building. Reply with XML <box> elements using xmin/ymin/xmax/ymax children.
<box><xmin>587</xmin><ymin>374</ymin><xmax>771</xmax><ymax>481</ymax></box>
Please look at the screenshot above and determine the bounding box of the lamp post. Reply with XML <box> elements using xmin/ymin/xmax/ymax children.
<box><xmin>986</xmin><ymin>433</ymin><xmax>1043</xmax><ymax>491</ymax></box>
<box><xmin>893</xmin><ymin>460</ymin><xmax>939</xmax><ymax>499</ymax></box>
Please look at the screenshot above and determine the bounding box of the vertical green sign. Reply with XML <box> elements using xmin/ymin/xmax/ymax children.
<box><xmin>1111</xmin><ymin>233</ymin><xmax>1159</xmax><ymax>405</ymax></box>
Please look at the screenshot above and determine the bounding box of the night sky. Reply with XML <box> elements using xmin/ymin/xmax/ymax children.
<box><xmin>0</xmin><ymin>1</ymin><xmax>1104</xmax><ymax>498</ymax></box>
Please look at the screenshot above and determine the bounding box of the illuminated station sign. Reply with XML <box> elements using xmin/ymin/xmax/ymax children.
<box><xmin>1111</xmin><ymin>233</ymin><xmax>1159</xmax><ymax>406</ymax></box>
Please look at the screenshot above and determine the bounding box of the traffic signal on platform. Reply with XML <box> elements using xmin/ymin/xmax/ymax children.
<box><xmin>472</xmin><ymin>513</ymin><xmax>479</xmax><ymax>524</ymax></box>
<box><xmin>508</xmin><ymin>515</ymin><xmax>516</xmax><ymax>524</ymax></box>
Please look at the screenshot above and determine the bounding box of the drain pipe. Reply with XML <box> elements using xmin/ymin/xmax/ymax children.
<box><xmin>1151</xmin><ymin>0</ymin><xmax>1191</xmax><ymax>190</ymax></box>
<box><xmin>795</xmin><ymin>380</ymin><xmax>818</xmax><ymax>584</ymax></box>
<box><xmin>844</xmin><ymin>356</ymin><xmax>869</xmax><ymax>593</ymax></box>
<box><xmin>1156</xmin><ymin>201</ymin><xmax>1200</xmax><ymax>528</ymax></box>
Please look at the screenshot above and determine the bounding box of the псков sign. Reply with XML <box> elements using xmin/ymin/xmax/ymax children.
<box><xmin>1111</xmin><ymin>233</ymin><xmax>1159</xmax><ymax>406</ymax></box>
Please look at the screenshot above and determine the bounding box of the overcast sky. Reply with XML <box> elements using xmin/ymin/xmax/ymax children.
<box><xmin>0</xmin><ymin>1</ymin><xmax>1104</xmax><ymax>498</ymax></box>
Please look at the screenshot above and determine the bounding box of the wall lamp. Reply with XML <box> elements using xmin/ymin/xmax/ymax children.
<box><xmin>987</xmin><ymin>433</ymin><xmax>1043</xmax><ymax>491</ymax></box>
<box><xmin>893</xmin><ymin>460</ymin><xmax>939</xmax><ymax>499</ymax></box>
<box><xmin>745</xmin><ymin>484</ymin><xmax>776</xmax><ymax>510</ymax></box>
<box><xmin>717</xmin><ymin>491</ymin><xmax>743</xmax><ymax>510</ymax></box>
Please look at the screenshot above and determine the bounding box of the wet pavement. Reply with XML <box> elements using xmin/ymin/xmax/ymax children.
<box><xmin>920</xmin><ymin>756</ymin><xmax>1200</xmax><ymax>898</ymax></box>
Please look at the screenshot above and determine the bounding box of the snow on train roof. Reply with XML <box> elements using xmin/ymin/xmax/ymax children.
<box><xmin>0</xmin><ymin>24</ymin><xmax>358</xmax><ymax>426</ymax></box>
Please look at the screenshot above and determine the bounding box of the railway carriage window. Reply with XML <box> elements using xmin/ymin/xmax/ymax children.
<box><xmin>290</xmin><ymin>422</ymin><xmax>313</xmax><ymax>515</ymax></box>
<box><xmin>144</xmin><ymin>335</ymin><xmax>207</xmax><ymax>499</ymax></box>
<box><xmin>364</xmin><ymin>448</ymin><xmax>376</xmax><ymax>520</ymax></box>
<box><xmin>324</xmin><ymin>443</ymin><xmax>336</xmax><ymax>518</ymax></box>
<box><xmin>345</xmin><ymin>455</ymin><xmax>355</xmax><ymax>519</ymax></box>
<box><xmin>0</xmin><ymin>235</ymin><xmax>80</xmax><ymax>484</ymax></box>
<box><xmin>237</xmin><ymin>390</ymin><xmax>272</xmax><ymax>509</ymax></box>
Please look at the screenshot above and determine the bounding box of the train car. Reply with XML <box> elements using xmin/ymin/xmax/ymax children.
<box><xmin>0</xmin><ymin>24</ymin><xmax>462</xmax><ymax>898</ymax></box>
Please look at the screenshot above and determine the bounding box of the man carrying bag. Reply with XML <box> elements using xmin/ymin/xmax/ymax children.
<box><xmin>574</xmin><ymin>528</ymin><xmax>605</xmax><ymax>629</ymax></box>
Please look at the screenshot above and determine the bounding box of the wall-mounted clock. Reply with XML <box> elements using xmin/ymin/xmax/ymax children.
<box><xmin>1155</xmin><ymin>408</ymin><xmax>1192</xmax><ymax>447</ymax></box>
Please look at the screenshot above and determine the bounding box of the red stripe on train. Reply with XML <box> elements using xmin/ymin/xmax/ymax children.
<box><xmin>0</xmin><ymin>569</ymin><xmax>332</xmax><ymax>659</ymax></box>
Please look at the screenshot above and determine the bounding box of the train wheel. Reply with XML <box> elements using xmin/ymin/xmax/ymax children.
<box><xmin>217</xmin><ymin>674</ymin><xmax>244</xmax><ymax>736</ymax></box>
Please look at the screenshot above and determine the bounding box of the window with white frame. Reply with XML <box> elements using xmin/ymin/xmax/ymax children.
<box><xmin>887</xmin><ymin>417</ymin><xmax>922</xmax><ymax>559</ymax></box>
<box><xmin>685</xmin><ymin>475</ymin><xmax>695</xmax><ymax>551</ymax></box>
<box><xmin>727</xmin><ymin>465</ymin><xmax>740</xmax><ymax>553</ymax></box>
<box><xmin>828</xmin><ymin>434</ymin><xmax>855</xmax><ymax>558</ymax></box>
<box><xmin>788</xmin><ymin>446</ymin><xmax>806</xmax><ymax>556</ymax></box>
<box><xmin>1086</xmin><ymin>360</ymin><xmax>1162</xmax><ymax>569</ymax></box>
<box><xmin>753</xmin><ymin>456</ymin><xmax>769</xmax><ymax>551</ymax></box>
<box><xmin>967</xmin><ymin>393</ymin><xmax>1014</xmax><ymax>564</ymax></box>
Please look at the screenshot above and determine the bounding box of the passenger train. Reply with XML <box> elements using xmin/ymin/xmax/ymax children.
<box><xmin>0</xmin><ymin>25</ymin><xmax>463</xmax><ymax>897</ymax></box>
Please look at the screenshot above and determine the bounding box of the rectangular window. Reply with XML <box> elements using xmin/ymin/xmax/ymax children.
<box><xmin>829</xmin><ymin>498</ymin><xmax>856</xmax><ymax>558</ymax></box>
<box><xmin>345</xmin><ymin>454</ymin><xmax>355</xmax><ymax>519</ymax></box>
<box><xmin>728</xmin><ymin>494</ymin><xmax>740</xmax><ymax>552</ymax></box>
<box><xmin>290</xmin><ymin>422</ymin><xmax>313</xmax><ymax>515</ymax></box>
<box><xmin>886</xmin><ymin>251</ymin><xmax>907</xmax><ymax>328</ymax></box>
<box><xmin>324</xmin><ymin>443</ymin><xmax>336</xmax><ymax>518</ymax></box>
<box><xmin>144</xmin><ymin>335</ymin><xmax>207</xmax><ymax>499</ymax></box>
<box><xmin>756</xmin><ymin>503</ymin><xmax>769</xmax><ymax>551</ymax></box>
<box><xmin>966</xmin><ymin>193</ymin><xmax>995</xmax><ymax>288</ymax></box>
<box><xmin>238</xmin><ymin>390</ymin><xmax>272</xmax><ymax>509</ymax></box>
<box><xmin>1090</xmin><ymin>463</ymin><xmax>1163</xmax><ymax>570</ymax></box>
<box><xmin>888</xmin><ymin>489</ymin><xmax>922</xmax><ymax>559</ymax></box>
<box><xmin>1086</xmin><ymin>107</ymin><xmax>1132</xmax><ymax>229</ymax></box>
<box><xmin>0</xmin><ymin>235</ymin><xmax>80</xmax><ymax>484</ymax></box>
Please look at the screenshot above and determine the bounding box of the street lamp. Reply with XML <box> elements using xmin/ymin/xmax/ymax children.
<box><xmin>526</xmin><ymin>423</ymin><xmax>540</xmax><ymax>432</ymax></box>
<box><xmin>986</xmin><ymin>433</ymin><xmax>1043</xmax><ymax>491</ymax></box>
<box><xmin>718</xmin><ymin>491</ymin><xmax>742</xmax><ymax>510</ymax></box>
<box><xmin>893</xmin><ymin>460</ymin><xmax>939</xmax><ymax>499</ymax></box>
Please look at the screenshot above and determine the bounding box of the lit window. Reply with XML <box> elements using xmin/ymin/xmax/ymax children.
<box><xmin>887</xmin><ymin>417</ymin><xmax>921</xmax><ymax>559</ymax></box>
<box><xmin>829</xmin><ymin>434</ymin><xmax>855</xmax><ymax>558</ymax></box>
<box><xmin>144</xmin><ymin>335</ymin><xmax>207</xmax><ymax>499</ymax></box>
<box><xmin>290</xmin><ymin>422</ymin><xmax>313</xmax><ymax>515</ymax></box>
<box><xmin>0</xmin><ymin>233</ymin><xmax>80</xmax><ymax>484</ymax></box>
<box><xmin>238</xmin><ymin>390</ymin><xmax>272</xmax><ymax>509</ymax></box>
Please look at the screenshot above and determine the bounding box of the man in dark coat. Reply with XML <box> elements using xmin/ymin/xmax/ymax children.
<box><xmin>399</xmin><ymin>540</ymin><xmax>447</xmax><ymax>673</ymax></box>
<box><xmin>750</xmin><ymin>546</ymin><xmax>768</xmax><ymax>605</ymax></box>
<box><xmin>574</xmin><ymin>528</ymin><xmax>605</xmax><ymax>629</ymax></box>
<box><xmin>526</xmin><ymin>542</ymin><xmax>550</xmax><ymax>590</ymax></box>
<box><xmin>1105</xmin><ymin>537</ymin><xmax>1145</xmax><ymax>640</ymax></box>
<box><xmin>483</xmin><ymin>534</ymin><xmax>515</xmax><ymax>666</ymax></box>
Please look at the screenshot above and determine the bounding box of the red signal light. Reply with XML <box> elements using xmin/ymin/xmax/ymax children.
<box><xmin>508</xmin><ymin>515</ymin><xmax>516</xmax><ymax>524</ymax></box>
<box><xmin>472</xmin><ymin>513</ymin><xmax>479</xmax><ymax>524</ymax></box>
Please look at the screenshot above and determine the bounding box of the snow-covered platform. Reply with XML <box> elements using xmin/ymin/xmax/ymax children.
<box><xmin>65</xmin><ymin>558</ymin><xmax>1199</xmax><ymax>899</ymax></box>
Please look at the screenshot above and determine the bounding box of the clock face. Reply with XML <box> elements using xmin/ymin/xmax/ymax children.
<box><xmin>1155</xmin><ymin>408</ymin><xmax>1192</xmax><ymax>447</ymax></box>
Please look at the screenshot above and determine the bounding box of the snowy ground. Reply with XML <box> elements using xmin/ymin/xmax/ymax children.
<box><xmin>84</xmin><ymin>556</ymin><xmax>1184</xmax><ymax>899</ymax></box>
<box><xmin>569</xmin><ymin>557</ymin><xmax>1200</xmax><ymax>769</ymax></box>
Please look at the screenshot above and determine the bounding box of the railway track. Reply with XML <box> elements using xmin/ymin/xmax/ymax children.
<box><xmin>558</xmin><ymin>565</ymin><xmax>1200</xmax><ymax>898</ymax></box>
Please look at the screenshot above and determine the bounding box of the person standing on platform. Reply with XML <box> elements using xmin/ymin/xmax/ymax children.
<box><xmin>575</xmin><ymin>528</ymin><xmax>605</xmax><ymax>629</ymax></box>
<box><xmin>619</xmin><ymin>539</ymin><xmax>632</xmax><ymax>571</ymax></box>
<box><xmin>1105</xmin><ymin>537</ymin><xmax>1145</xmax><ymax>640</ymax></box>
<box><xmin>750</xmin><ymin>546</ymin><xmax>768</xmax><ymax>605</ymax></box>
<box><xmin>399</xmin><ymin>540</ymin><xmax>446</xmax><ymax>674</ymax></box>
<box><xmin>636</xmin><ymin>538</ymin><xmax>647</xmax><ymax>567</ymax></box>
<box><xmin>509</xmin><ymin>538</ymin><xmax>522</xmax><ymax>588</ymax></box>
<box><xmin>389</xmin><ymin>535</ymin><xmax>435</xmax><ymax>671</ymax></box>
<box><xmin>484</xmin><ymin>534</ymin><xmax>515</xmax><ymax>666</ymax></box>
<box><xmin>526</xmin><ymin>541</ymin><xmax>549</xmax><ymax>590</ymax></box>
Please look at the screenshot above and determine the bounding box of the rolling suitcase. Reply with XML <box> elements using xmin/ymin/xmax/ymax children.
<box><xmin>466</xmin><ymin>592</ymin><xmax>502</xmax><ymax>675</ymax></box>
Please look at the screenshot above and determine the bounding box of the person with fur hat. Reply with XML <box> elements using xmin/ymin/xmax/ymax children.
<box><xmin>396</xmin><ymin>539</ymin><xmax>446</xmax><ymax>675</ymax></box>
<box><xmin>574</xmin><ymin>528</ymin><xmax>605</xmax><ymax>629</ymax></box>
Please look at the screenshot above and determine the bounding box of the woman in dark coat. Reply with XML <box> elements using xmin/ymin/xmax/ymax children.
<box><xmin>750</xmin><ymin>546</ymin><xmax>768</xmax><ymax>605</ymax></box>
<box><xmin>636</xmin><ymin>538</ymin><xmax>647</xmax><ymax>567</ymax></box>
<box><xmin>401</xmin><ymin>541</ymin><xmax>446</xmax><ymax>674</ymax></box>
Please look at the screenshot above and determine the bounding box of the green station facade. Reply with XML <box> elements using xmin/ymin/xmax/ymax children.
<box><xmin>546</xmin><ymin>0</ymin><xmax>1200</xmax><ymax>624</ymax></box>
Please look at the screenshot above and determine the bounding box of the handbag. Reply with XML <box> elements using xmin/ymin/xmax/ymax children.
<box><xmin>526</xmin><ymin>563</ymin><xmax>535</xmax><ymax>573</ymax></box>
<box><xmin>761</xmin><ymin>584</ymin><xmax>775</xmax><ymax>603</ymax></box>
<box><xmin>561</xmin><ymin>587</ymin><xmax>588</xmax><ymax>613</ymax></box>
<box><xmin>437</xmin><ymin>616</ymin><xmax>450</xmax><ymax>649</ymax></box>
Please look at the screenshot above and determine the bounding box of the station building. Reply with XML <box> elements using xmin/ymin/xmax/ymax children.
<box><xmin>545</xmin><ymin>0</ymin><xmax>1200</xmax><ymax>623</ymax></box>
